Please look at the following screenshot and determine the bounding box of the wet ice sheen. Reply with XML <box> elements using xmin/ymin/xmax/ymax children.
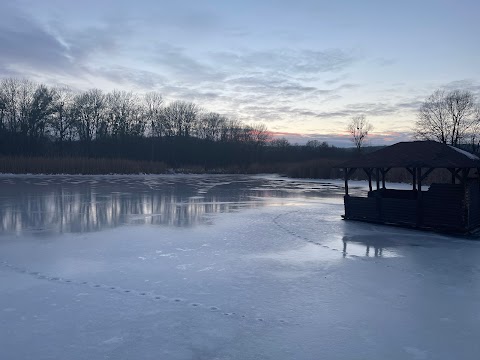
<box><xmin>1</xmin><ymin>175</ymin><xmax>480</xmax><ymax>360</ymax></box>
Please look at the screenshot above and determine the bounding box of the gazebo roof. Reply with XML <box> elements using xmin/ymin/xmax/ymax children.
<box><xmin>339</xmin><ymin>141</ymin><xmax>480</xmax><ymax>169</ymax></box>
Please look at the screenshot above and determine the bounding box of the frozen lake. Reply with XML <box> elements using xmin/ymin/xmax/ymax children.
<box><xmin>1</xmin><ymin>174</ymin><xmax>480</xmax><ymax>360</ymax></box>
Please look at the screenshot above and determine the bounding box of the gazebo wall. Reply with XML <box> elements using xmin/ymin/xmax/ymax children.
<box><xmin>344</xmin><ymin>182</ymin><xmax>480</xmax><ymax>232</ymax></box>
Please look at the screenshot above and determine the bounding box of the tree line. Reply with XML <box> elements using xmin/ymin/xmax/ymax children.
<box><xmin>0</xmin><ymin>77</ymin><xmax>349</xmax><ymax>170</ymax></box>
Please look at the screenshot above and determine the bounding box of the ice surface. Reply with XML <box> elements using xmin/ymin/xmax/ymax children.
<box><xmin>1</xmin><ymin>175</ymin><xmax>480</xmax><ymax>359</ymax></box>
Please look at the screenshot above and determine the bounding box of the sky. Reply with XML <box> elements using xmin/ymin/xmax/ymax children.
<box><xmin>1</xmin><ymin>0</ymin><xmax>479</xmax><ymax>146</ymax></box>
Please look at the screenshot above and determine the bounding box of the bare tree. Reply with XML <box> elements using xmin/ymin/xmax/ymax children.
<box><xmin>0</xmin><ymin>78</ymin><xmax>20</xmax><ymax>132</ymax></box>
<box><xmin>0</xmin><ymin>91</ymin><xmax>6</xmax><ymax>131</ymax></box>
<box><xmin>269</xmin><ymin>137</ymin><xmax>290</xmax><ymax>148</ymax></box>
<box><xmin>161</xmin><ymin>101</ymin><xmax>199</xmax><ymax>137</ymax></box>
<box><xmin>306</xmin><ymin>140</ymin><xmax>329</xmax><ymax>148</ymax></box>
<box><xmin>72</xmin><ymin>89</ymin><xmax>105</xmax><ymax>144</ymax></box>
<box><xmin>347</xmin><ymin>115</ymin><xmax>373</xmax><ymax>152</ymax></box>
<box><xmin>144</xmin><ymin>92</ymin><xmax>164</xmax><ymax>137</ymax></box>
<box><xmin>220</xmin><ymin>119</ymin><xmax>244</xmax><ymax>142</ymax></box>
<box><xmin>196</xmin><ymin>112</ymin><xmax>226</xmax><ymax>141</ymax></box>
<box><xmin>105</xmin><ymin>91</ymin><xmax>144</xmax><ymax>138</ymax></box>
<box><xmin>414</xmin><ymin>89</ymin><xmax>479</xmax><ymax>146</ymax></box>
<box><xmin>48</xmin><ymin>87</ymin><xmax>76</xmax><ymax>149</ymax></box>
<box><xmin>248</xmin><ymin>123</ymin><xmax>271</xmax><ymax>146</ymax></box>
<box><xmin>27</xmin><ymin>84</ymin><xmax>55</xmax><ymax>140</ymax></box>
<box><xmin>17</xmin><ymin>79</ymin><xmax>36</xmax><ymax>136</ymax></box>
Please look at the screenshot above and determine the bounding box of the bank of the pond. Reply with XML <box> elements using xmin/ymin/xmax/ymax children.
<box><xmin>0</xmin><ymin>155</ymin><xmax>345</xmax><ymax>176</ymax></box>
<box><xmin>0</xmin><ymin>155</ymin><xmax>455</xmax><ymax>184</ymax></box>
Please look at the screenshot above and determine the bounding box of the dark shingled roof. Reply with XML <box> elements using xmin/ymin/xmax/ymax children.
<box><xmin>338</xmin><ymin>141</ymin><xmax>480</xmax><ymax>168</ymax></box>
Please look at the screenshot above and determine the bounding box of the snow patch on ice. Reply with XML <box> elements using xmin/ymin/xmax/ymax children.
<box><xmin>198</xmin><ymin>266</ymin><xmax>214</xmax><ymax>272</ymax></box>
<box><xmin>102</xmin><ymin>336</ymin><xmax>124</xmax><ymax>345</ymax></box>
<box><xmin>176</xmin><ymin>264</ymin><xmax>193</xmax><ymax>270</ymax></box>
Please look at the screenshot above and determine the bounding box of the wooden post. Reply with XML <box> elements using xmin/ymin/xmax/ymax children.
<box><xmin>462</xmin><ymin>168</ymin><xmax>470</xmax><ymax>229</ymax></box>
<box><xmin>417</xmin><ymin>168</ymin><xmax>422</xmax><ymax>192</ymax></box>
<box><xmin>364</xmin><ymin>168</ymin><xmax>372</xmax><ymax>192</ymax></box>
<box><xmin>376</xmin><ymin>168</ymin><xmax>380</xmax><ymax>190</ymax></box>
<box><xmin>451</xmin><ymin>168</ymin><xmax>456</xmax><ymax>184</ymax></box>
<box><xmin>417</xmin><ymin>168</ymin><xmax>423</xmax><ymax>226</ymax></box>
<box><xmin>381</xmin><ymin>168</ymin><xmax>386</xmax><ymax>189</ymax></box>
<box><xmin>344</xmin><ymin>168</ymin><xmax>356</xmax><ymax>219</ymax></box>
<box><xmin>344</xmin><ymin>168</ymin><xmax>349</xmax><ymax>196</ymax></box>
<box><xmin>412</xmin><ymin>168</ymin><xmax>417</xmax><ymax>191</ymax></box>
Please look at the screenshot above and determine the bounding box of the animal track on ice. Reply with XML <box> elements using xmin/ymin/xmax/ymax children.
<box><xmin>0</xmin><ymin>259</ymin><xmax>289</xmax><ymax>326</ymax></box>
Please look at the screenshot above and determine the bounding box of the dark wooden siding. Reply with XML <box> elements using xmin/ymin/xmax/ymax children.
<box><xmin>382</xmin><ymin>199</ymin><xmax>417</xmax><ymax>225</ymax></box>
<box><xmin>344</xmin><ymin>183</ymin><xmax>478</xmax><ymax>232</ymax></box>
<box><xmin>467</xmin><ymin>181</ymin><xmax>480</xmax><ymax>229</ymax></box>
<box><xmin>345</xmin><ymin>196</ymin><xmax>378</xmax><ymax>221</ymax></box>
<box><xmin>422</xmin><ymin>184</ymin><xmax>465</xmax><ymax>230</ymax></box>
<box><xmin>345</xmin><ymin>197</ymin><xmax>416</xmax><ymax>225</ymax></box>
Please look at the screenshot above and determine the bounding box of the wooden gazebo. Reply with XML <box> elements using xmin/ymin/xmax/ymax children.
<box><xmin>339</xmin><ymin>141</ymin><xmax>480</xmax><ymax>233</ymax></box>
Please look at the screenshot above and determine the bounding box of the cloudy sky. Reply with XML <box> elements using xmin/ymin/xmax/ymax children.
<box><xmin>1</xmin><ymin>0</ymin><xmax>479</xmax><ymax>146</ymax></box>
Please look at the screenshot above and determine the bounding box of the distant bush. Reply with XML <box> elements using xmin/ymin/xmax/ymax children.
<box><xmin>0</xmin><ymin>156</ymin><xmax>168</xmax><ymax>175</ymax></box>
<box><xmin>284</xmin><ymin>159</ymin><xmax>344</xmax><ymax>179</ymax></box>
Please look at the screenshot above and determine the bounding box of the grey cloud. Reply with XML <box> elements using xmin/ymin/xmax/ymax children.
<box><xmin>175</xmin><ymin>90</ymin><xmax>222</xmax><ymax>103</ymax></box>
<box><xmin>312</xmin><ymin>99</ymin><xmax>421</xmax><ymax>119</ymax></box>
<box><xmin>374</xmin><ymin>57</ymin><xmax>397</xmax><ymax>67</ymax></box>
<box><xmin>325</xmin><ymin>74</ymin><xmax>350</xmax><ymax>85</ymax></box>
<box><xmin>134</xmin><ymin>3</ymin><xmax>223</xmax><ymax>34</ymax></box>
<box><xmin>158</xmin><ymin>83</ymin><xmax>225</xmax><ymax>104</ymax></box>
<box><xmin>442</xmin><ymin>79</ymin><xmax>480</xmax><ymax>95</ymax></box>
<box><xmin>212</xmin><ymin>48</ymin><xmax>358</xmax><ymax>75</ymax></box>
<box><xmin>219</xmin><ymin>73</ymin><xmax>362</xmax><ymax>114</ymax></box>
<box><xmin>64</xmin><ymin>24</ymin><xmax>128</xmax><ymax>63</ymax></box>
<box><xmin>225</xmin><ymin>28</ymin><xmax>250</xmax><ymax>38</ymax></box>
<box><xmin>0</xmin><ymin>2</ymin><xmax>131</xmax><ymax>83</ymax></box>
<box><xmin>151</xmin><ymin>43</ymin><xmax>226</xmax><ymax>82</ymax></box>
<box><xmin>0</xmin><ymin>63</ymin><xmax>23</xmax><ymax>78</ymax></box>
<box><xmin>0</xmin><ymin>3</ymin><xmax>71</xmax><ymax>73</ymax></box>
<box><xmin>233</xmin><ymin>98</ymin><xmax>421</xmax><ymax>125</ymax></box>
<box><xmin>226</xmin><ymin>75</ymin><xmax>318</xmax><ymax>94</ymax></box>
<box><xmin>395</xmin><ymin>100</ymin><xmax>423</xmax><ymax>110</ymax></box>
<box><xmin>178</xmin><ymin>9</ymin><xmax>222</xmax><ymax>32</ymax></box>
<box><xmin>336</xmin><ymin>83</ymin><xmax>360</xmax><ymax>90</ymax></box>
<box><xmin>94</xmin><ymin>66</ymin><xmax>166</xmax><ymax>90</ymax></box>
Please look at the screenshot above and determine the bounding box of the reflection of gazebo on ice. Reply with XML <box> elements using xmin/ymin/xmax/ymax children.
<box><xmin>342</xmin><ymin>235</ymin><xmax>388</xmax><ymax>257</ymax></box>
<box><xmin>338</xmin><ymin>141</ymin><xmax>480</xmax><ymax>233</ymax></box>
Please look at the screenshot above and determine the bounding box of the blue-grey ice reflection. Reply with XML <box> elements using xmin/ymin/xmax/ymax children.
<box><xmin>0</xmin><ymin>175</ymin><xmax>354</xmax><ymax>235</ymax></box>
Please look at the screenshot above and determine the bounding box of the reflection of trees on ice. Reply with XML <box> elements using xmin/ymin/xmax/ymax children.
<box><xmin>0</xmin><ymin>175</ymin><xmax>345</xmax><ymax>235</ymax></box>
